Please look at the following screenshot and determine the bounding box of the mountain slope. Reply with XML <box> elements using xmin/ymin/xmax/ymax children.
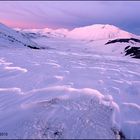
<box><xmin>0</xmin><ymin>41</ymin><xmax>140</xmax><ymax>139</ymax></box>
<box><xmin>0</xmin><ymin>23</ymin><xmax>40</xmax><ymax>49</ymax></box>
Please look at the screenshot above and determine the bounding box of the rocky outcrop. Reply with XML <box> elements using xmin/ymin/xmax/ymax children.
<box><xmin>124</xmin><ymin>46</ymin><xmax>140</xmax><ymax>59</ymax></box>
<box><xmin>105</xmin><ymin>38</ymin><xmax>140</xmax><ymax>45</ymax></box>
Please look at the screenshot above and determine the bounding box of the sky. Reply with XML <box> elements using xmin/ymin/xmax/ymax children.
<box><xmin>0</xmin><ymin>1</ymin><xmax>140</xmax><ymax>35</ymax></box>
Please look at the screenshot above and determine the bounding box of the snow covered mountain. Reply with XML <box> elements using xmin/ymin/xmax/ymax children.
<box><xmin>66</xmin><ymin>24</ymin><xmax>140</xmax><ymax>58</ymax></box>
<box><xmin>0</xmin><ymin>23</ymin><xmax>40</xmax><ymax>49</ymax></box>
<box><xmin>1</xmin><ymin>23</ymin><xmax>140</xmax><ymax>58</ymax></box>
<box><xmin>20</xmin><ymin>24</ymin><xmax>140</xmax><ymax>58</ymax></box>
<box><xmin>19</xmin><ymin>24</ymin><xmax>136</xmax><ymax>41</ymax></box>
<box><xmin>67</xmin><ymin>24</ymin><xmax>137</xmax><ymax>41</ymax></box>
<box><xmin>18</xmin><ymin>28</ymin><xmax>69</xmax><ymax>39</ymax></box>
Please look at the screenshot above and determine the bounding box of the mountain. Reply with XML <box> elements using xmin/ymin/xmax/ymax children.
<box><xmin>66</xmin><ymin>24</ymin><xmax>140</xmax><ymax>58</ymax></box>
<box><xmin>19</xmin><ymin>24</ymin><xmax>138</xmax><ymax>41</ymax></box>
<box><xmin>11</xmin><ymin>23</ymin><xmax>140</xmax><ymax>58</ymax></box>
<box><xmin>67</xmin><ymin>24</ymin><xmax>137</xmax><ymax>41</ymax></box>
<box><xmin>0</xmin><ymin>23</ymin><xmax>40</xmax><ymax>49</ymax></box>
<box><xmin>18</xmin><ymin>28</ymin><xmax>69</xmax><ymax>39</ymax></box>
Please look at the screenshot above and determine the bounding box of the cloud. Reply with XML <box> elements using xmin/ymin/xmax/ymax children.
<box><xmin>0</xmin><ymin>1</ymin><xmax>140</xmax><ymax>34</ymax></box>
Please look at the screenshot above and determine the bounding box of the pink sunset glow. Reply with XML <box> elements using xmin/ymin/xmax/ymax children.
<box><xmin>0</xmin><ymin>1</ymin><xmax>140</xmax><ymax>34</ymax></box>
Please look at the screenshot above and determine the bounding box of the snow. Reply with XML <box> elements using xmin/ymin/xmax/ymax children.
<box><xmin>19</xmin><ymin>24</ymin><xmax>140</xmax><ymax>57</ymax></box>
<box><xmin>0</xmin><ymin>23</ymin><xmax>38</xmax><ymax>48</ymax></box>
<box><xmin>19</xmin><ymin>27</ymin><xmax>69</xmax><ymax>38</ymax></box>
<box><xmin>67</xmin><ymin>24</ymin><xmax>136</xmax><ymax>41</ymax></box>
<box><xmin>0</xmin><ymin>23</ymin><xmax>140</xmax><ymax>139</ymax></box>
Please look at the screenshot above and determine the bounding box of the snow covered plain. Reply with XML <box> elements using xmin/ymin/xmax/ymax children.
<box><xmin>0</xmin><ymin>30</ymin><xmax>140</xmax><ymax>138</ymax></box>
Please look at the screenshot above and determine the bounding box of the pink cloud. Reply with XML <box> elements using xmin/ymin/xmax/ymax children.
<box><xmin>1</xmin><ymin>19</ymin><xmax>43</xmax><ymax>29</ymax></box>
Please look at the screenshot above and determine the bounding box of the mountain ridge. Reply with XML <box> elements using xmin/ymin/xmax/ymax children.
<box><xmin>1</xmin><ymin>22</ymin><xmax>140</xmax><ymax>58</ymax></box>
<box><xmin>14</xmin><ymin>24</ymin><xmax>139</xmax><ymax>41</ymax></box>
<box><xmin>0</xmin><ymin>22</ymin><xmax>40</xmax><ymax>49</ymax></box>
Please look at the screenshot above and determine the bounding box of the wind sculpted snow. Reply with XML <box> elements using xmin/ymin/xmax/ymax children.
<box><xmin>0</xmin><ymin>24</ymin><xmax>140</xmax><ymax>138</ymax></box>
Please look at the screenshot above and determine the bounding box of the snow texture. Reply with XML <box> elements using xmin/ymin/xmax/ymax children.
<box><xmin>0</xmin><ymin>23</ymin><xmax>140</xmax><ymax>139</ymax></box>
